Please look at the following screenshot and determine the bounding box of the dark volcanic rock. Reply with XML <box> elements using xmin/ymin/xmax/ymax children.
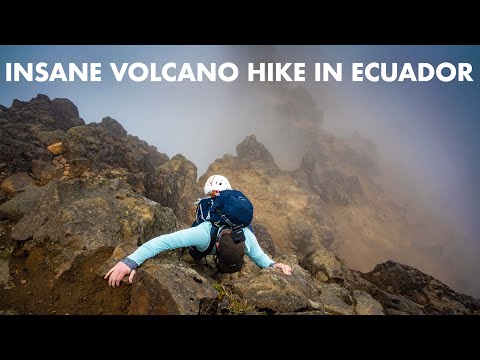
<box><xmin>100</xmin><ymin>117</ymin><xmax>128</xmax><ymax>138</ymax></box>
<box><xmin>35</xmin><ymin>129</ymin><xmax>66</xmax><ymax>146</ymax></box>
<box><xmin>31</xmin><ymin>159</ymin><xmax>57</xmax><ymax>182</ymax></box>
<box><xmin>0</xmin><ymin>172</ymin><xmax>37</xmax><ymax>197</ymax></box>
<box><xmin>65</xmin><ymin>123</ymin><xmax>168</xmax><ymax>174</ymax></box>
<box><xmin>0</xmin><ymin>185</ymin><xmax>46</xmax><ymax>221</ymax></box>
<box><xmin>361</xmin><ymin>261</ymin><xmax>480</xmax><ymax>315</ymax></box>
<box><xmin>0</xmin><ymin>95</ymin><xmax>84</xmax><ymax>179</ymax></box>
<box><xmin>150</xmin><ymin>154</ymin><xmax>202</xmax><ymax>225</ymax></box>
<box><xmin>319</xmin><ymin>283</ymin><xmax>354</xmax><ymax>315</ymax></box>
<box><xmin>0</xmin><ymin>122</ymin><xmax>52</xmax><ymax>176</ymax></box>
<box><xmin>9</xmin><ymin>94</ymin><xmax>84</xmax><ymax>131</ymax></box>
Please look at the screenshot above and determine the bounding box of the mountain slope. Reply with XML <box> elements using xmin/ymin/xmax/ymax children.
<box><xmin>0</xmin><ymin>94</ymin><xmax>477</xmax><ymax>315</ymax></box>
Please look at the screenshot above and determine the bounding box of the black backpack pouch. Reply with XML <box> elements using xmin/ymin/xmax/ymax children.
<box><xmin>230</xmin><ymin>227</ymin><xmax>246</xmax><ymax>244</ymax></box>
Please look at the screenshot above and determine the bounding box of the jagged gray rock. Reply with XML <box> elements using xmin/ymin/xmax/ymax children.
<box><xmin>34</xmin><ymin>129</ymin><xmax>66</xmax><ymax>146</ymax></box>
<box><xmin>129</xmin><ymin>256</ymin><xmax>217</xmax><ymax>315</ymax></box>
<box><xmin>230</xmin><ymin>256</ymin><xmax>322</xmax><ymax>314</ymax></box>
<box><xmin>100</xmin><ymin>117</ymin><xmax>127</xmax><ymax>138</ymax></box>
<box><xmin>9</xmin><ymin>94</ymin><xmax>84</xmax><ymax>131</ymax></box>
<box><xmin>320</xmin><ymin>283</ymin><xmax>354</xmax><ymax>315</ymax></box>
<box><xmin>3</xmin><ymin>177</ymin><xmax>181</xmax><ymax>277</ymax></box>
<box><xmin>300</xmin><ymin>246</ymin><xmax>345</xmax><ymax>283</ymax></box>
<box><xmin>360</xmin><ymin>261</ymin><xmax>480</xmax><ymax>315</ymax></box>
<box><xmin>0</xmin><ymin>172</ymin><xmax>37</xmax><ymax>197</ymax></box>
<box><xmin>235</xmin><ymin>134</ymin><xmax>280</xmax><ymax>175</ymax></box>
<box><xmin>0</xmin><ymin>185</ymin><xmax>46</xmax><ymax>221</ymax></box>
<box><xmin>31</xmin><ymin>159</ymin><xmax>57</xmax><ymax>182</ymax></box>
<box><xmin>353</xmin><ymin>290</ymin><xmax>384</xmax><ymax>315</ymax></box>
<box><xmin>150</xmin><ymin>154</ymin><xmax>202</xmax><ymax>225</ymax></box>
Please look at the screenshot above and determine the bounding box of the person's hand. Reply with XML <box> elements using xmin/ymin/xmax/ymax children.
<box><xmin>104</xmin><ymin>261</ymin><xmax>136</xmax><ymax>287</ymax></box>
<box><xmin>273</xmin><ymin>263</ymin><xmax>293</xmax><ymax>275</ymax></box>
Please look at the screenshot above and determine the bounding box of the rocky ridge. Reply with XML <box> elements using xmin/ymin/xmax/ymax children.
<box><xmin>0</xmin><ymin>94</ymin><xmax>478</xmax><ymax>315</ymax></box>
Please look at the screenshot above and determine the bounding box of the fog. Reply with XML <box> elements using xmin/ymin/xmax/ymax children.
<box><xmin>1</xmin><ymin>45</ymin><xmax>478</xmax><ymax>296</ymax></box>
<box><xmin>199</xmin><ymin>45</ymin><xmax>480</xmax><ymax>296</ymax></box>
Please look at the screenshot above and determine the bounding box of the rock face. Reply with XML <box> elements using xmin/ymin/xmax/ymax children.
<box><xmin>0</xmin><ymin>94</ymin><xmax>478</xmax><ymax>316</ymax></box>
<box><xmin>352</xmin><ymin>290</ymin><xmax>384</xmax><ymax>315</ymax></box>
<box><xmin>1</xmin><ymin>95</ymin><xmax>201</xmax><ymax>224</ymax></box>
<box><xmin>359</xmin><ymin>261</ymin><xmax>480</xmax><ymax>315</ymax></box>
<box><xmin>236</xmin><ymin>134</ymin><xmax>279</xmax><ymax>175</ymax></box>
<box><xmin>230</xmin><ymin>256</ymin><xmax>322</xmax><ymax>313</ymax></box>
<box><xmin>0</xmin><ymin>94</ymin><xmax>84</xmax><ymax>181</ymax></box>
<box><xmin>31</xmin><ymin>159</ymin><xmax>57</xmax><ymax>182</ymax></box>
<box><xmin>199</xmin><ymin>134</ymin><xmax>336</xmax><ymax>258</ymax></box>
<box><xmin>0</xmin><ymin>173</ymin><xmax>37</xmax><ymax>197</ymax></box>
<box><xmin>129</xmin><ymin>256</ymin><xmax>217</xmax><ymax>315</ymax></box>
<box><xmin>0</xmin><ymin>177</ymin><xmax>181</xmax><ymax>277</ymax></box>
<box><xmin>63</xmin><ymin>118</ymin><xmax>201</xmax><ymax>224</ymax></box>
<box><xmin>300</xmin><ymin>246</ymin><xmax>345</xmax><ymax>283</ymax></box>
<box><xmin>150</xmin><ymin>154</ymin><xmax>203</xmax><ymax>225</ymax></box>
<box><xmin>9</xmin><ymin>95</ymin><xmax>83</xmax><ymax>132</ymax></box>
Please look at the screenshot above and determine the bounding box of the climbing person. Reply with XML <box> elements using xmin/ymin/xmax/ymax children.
<box><xmin>104</xmin><ymin>175</ymin><xmax>293</xmax><ymax>287</ymax></box>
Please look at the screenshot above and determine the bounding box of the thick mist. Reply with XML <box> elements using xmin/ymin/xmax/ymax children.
<box><xmin>195</xmin><ymin>45</ymin><xmax>480</xmax><ymax>297</ymax></box>
<box><xmin>1</xmin><ymin>45</ymin><xmax>477</xmax><ymax>296</ymax></box>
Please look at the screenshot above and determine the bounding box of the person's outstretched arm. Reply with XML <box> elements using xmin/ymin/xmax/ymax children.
<box><xmin>104</xmin><ymin>222</ymin><xmax>212</xmax><ymax>287</ymax></box>
<box><xmin>244</xmin><ymin>227</ymin><xmax>292</xmax><ymax>275</ymax></box>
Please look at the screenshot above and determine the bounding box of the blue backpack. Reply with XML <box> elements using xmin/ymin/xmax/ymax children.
<box><xmin>194</xmin><ymin>189</ymin><xmax>253</xmax><ymax>228</ymax></box>
<box><xmin>189</xmin><ymin>190</ymin><xmax>254</xmax><ymax>270</ymax></box>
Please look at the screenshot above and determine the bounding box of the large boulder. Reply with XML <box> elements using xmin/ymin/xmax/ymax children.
<box><xmin>34</xmin><ymin>129</ymin><xmax>66</xmax><ymax>146</ymax></box>
<box><xmin>149</xmin><ymin>154</ymin><xmax>202</xmax><ymax>225</ymax></box>
<box><xmin>229</xmin><ymin>256</ymin><xmax>323</xmax><ymax>314</ymax></box>
<box><xmin>129</xmin><ymin>255</ymin><xmax>217</xmax><ymax>315</ymax></box>
<box><xmin>2</xmin><ymin>177</ymin><xmax>181</xmax><ymax>277</ymax></box>
<box><xmin>0</xmin><ymin>185</ymin><xmax>46</xmax><ymax>221</ymax></box>
<box><xmin>352</xmin><ymin>290</ymin><xmax>384</xmax><ymax>315</ymax></box>
<box><xmin>63</xmin><ymin>121</ymin><xmax>202</xmax><ymax>224</ymax></box>
<box><xmin>287</xmin><ymin>217</ymin><xmax>314</xmax><ymax>255</ymax></box>
<box><xmin>31</xmin><ymin>159</ymin><xmax>57</xmax><ymax>182</ymax></box>
<box><xmin>300</xmin><ymin>246</ymin><xmax>345</xmax><ymax>283</ymax></box>
<box><xmin>319</xmin><ymin>283</ymin><xmax>354</xmax><ymax>315</ymax></box>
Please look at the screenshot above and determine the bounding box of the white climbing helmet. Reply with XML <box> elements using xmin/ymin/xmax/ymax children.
<box><xmin>204</xmin><ymin>175</ymin><xmax>232</xmax><ymax>195</ymax></box>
